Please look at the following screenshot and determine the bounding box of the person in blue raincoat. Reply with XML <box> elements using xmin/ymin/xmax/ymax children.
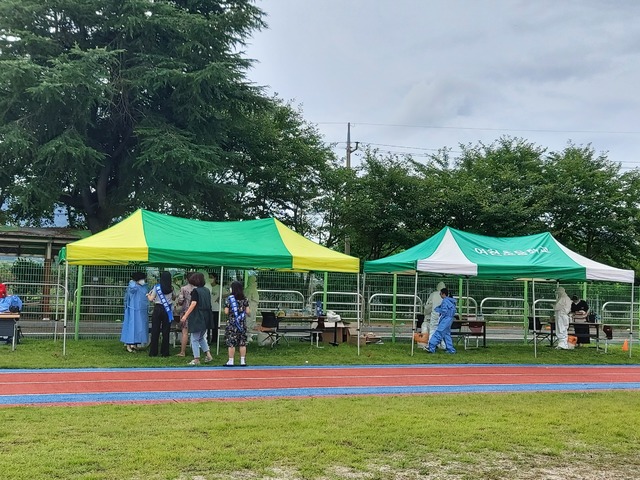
<box><xmin>121</xmin><ymin>272</ymin><xmax>149</xmax><ymax>353</ymax></box>
<box><xmin>426</xmin><ymin>288</ymin><xmax>457</xmax><ymax>354</ymax></box>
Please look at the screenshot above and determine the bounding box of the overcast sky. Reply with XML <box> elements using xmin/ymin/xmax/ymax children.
<box><xmin>245</xmin><ymin>0</ymin><xmax>640</xmax><ymax>171</ymax></box>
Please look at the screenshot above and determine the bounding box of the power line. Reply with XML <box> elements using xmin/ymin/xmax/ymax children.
<box><xmin>327</xmin><ymin>140</ymin><xmax>640</xmax><ymax>166</ymax></box>
<box><xmin>316</xmin><ymin>121</ymin><xmax>640</xmax><ymax>135</ymax></box>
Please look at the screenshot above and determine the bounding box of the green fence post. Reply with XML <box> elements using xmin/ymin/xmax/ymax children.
<box><xmin>323</xmin><ymin>272</ymin><xmax>328</xmax><ymax>312</ymax></box>
<box><xmin>392</xmin><ymin>273</ymin><xmax>397</xmax><ymax>343</ymax></box>
<box><xmin>523</xmin><ymin>280</ymin><xmax>529</xmax><ymax>343</ymax></box>
<box><xmin>74</xmin><ymin>265</ymin><xmax>84</xmax><ymax>341</ymax></box>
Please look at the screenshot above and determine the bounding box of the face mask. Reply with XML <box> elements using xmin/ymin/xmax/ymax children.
<box><xmin>137</xmin><ymin>280</ymin><xmax>146</xmax><ymax>285</ymax></box>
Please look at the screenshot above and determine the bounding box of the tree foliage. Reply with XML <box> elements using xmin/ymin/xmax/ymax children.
<box><xmin>341</xmin><ymin>150</ymin><xmax>434</xmax><ymax>260</ymax></box>
<box><xmin>0</xmin><ymin>0</ymin><xmax>332</xmax><ymax>233</ymax></box>
<box><xmin>1</xmin><ymin>2</ymin><xmax>638</xmax><ymax>275</ymax></box>
<box><xmin>541</xmin><ymin>143</ymin><xmax>640</xmax><ymax>267</ymax></box>
<box><xmin>449</xmin><ymin>137</ymin><xmax>548</xmax><ymax>236</ymax></box>
<box><xmin>332</xmin><ymin>138</ymin><xmax>640</xmax><ymax>274</ymax></box>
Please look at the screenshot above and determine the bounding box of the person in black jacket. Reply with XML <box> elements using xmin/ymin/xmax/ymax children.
<box><xmin>180</xmin><ymin>272</ymin><xmax>213</xmax><ymax>365</ymax></box>
<box><xmin>146</xmin><ymin>271</ymin><xmax>175</xmax><ymax>357</ymax></box>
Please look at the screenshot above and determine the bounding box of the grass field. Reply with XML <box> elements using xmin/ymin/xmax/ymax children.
<box><xmin>1</xmin><ymin>338</ymin><xmax>640</xmax><ymax>479</ymax></box>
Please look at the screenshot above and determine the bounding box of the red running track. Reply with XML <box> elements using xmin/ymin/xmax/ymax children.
<box><xmin>1</xmin><ymin>364</ymin><xmax>640</xmax><ymax>407</ymax></box>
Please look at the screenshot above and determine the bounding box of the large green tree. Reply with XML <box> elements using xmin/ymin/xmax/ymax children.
<box><xmin>541</xmin><ymin>143</ymin><xmax>640</xmax><ymax>268</ymax></box>
<box><xmin>0</xmin><ymin>0</ymin><xmax>331</xmax><ymax>233</ymax></box>
<box><xmin>340</xmin><ymin>150</ymin><xmax>445</xmax><ymax>260</ymax></box>
<box><xmin>447</xmin><ymin>137</ymin><xmax>548</xmax><ymax>236</ymax></box>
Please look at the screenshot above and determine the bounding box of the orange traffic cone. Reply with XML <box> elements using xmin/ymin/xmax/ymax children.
<box><xmin>622</xmin><ymin>339</ymin><xmax>629</xmax><ymax>352</ymax></box>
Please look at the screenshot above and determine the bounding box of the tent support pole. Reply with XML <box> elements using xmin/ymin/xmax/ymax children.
<box><xmin>630</xmin><ymin>283</ymin><xmax>635</xmax><ymax>358</ymax></box>
<box><xmin>532</xmin><ymin>280</ymin><xmax>537</xmax><ymax>358</ymax></box>
<box><xmin>411</xmin><ymin>271</ymin><xmax>418</xmax><ymax>356</ymax></box>
<box><xmin>523</xmin><ymin>281</ymin><xmax>529</xmax><ymax>344</ymax></box>
<box><xmin>357</xmin><ymin>273</ymin><xmax>361</xmax><ymax>356</ymax></box>
<box><xmin>392</xmin><ymin>274</ymin><xmax>397</xmax><ymax>343</ymax></box>
<box><xmin>465</xmin><ymin>277</ymin><xmax>470</xmax><ymax>317</ymax></box>
<box><xmin>63</xmin><ymin>260</ymin><xmax>69</xmax><ymax>356</ymax></box>
<box><xmin>323</xmin><ymin>272</ymin><xmax>328</xmax><ymax>313</ymax></box>
<box><xmin>216</xmin><ymin>266</ymin><xmax>224</xmax><ymax>356</ymax></box>
<box><xmin>74</xmin><ymin>265</ymin><xmax>84</xmax><ymax>341</ymax></box>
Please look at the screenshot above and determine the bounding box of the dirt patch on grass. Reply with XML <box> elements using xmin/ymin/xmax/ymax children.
<box><xmin>206</xmin><ymin>452</ymin><xmax>639</xmax><ymax>479</ymax></box>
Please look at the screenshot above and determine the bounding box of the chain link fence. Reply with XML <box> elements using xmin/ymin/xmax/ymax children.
<box><xmin>0</xmin><ymin>256</ymin><xmax>636</xmax><ymax>343</ymax></box>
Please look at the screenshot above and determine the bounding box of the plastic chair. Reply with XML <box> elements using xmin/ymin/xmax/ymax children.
<box><xmin>602</xmin><ymin>325</ymin><xmax>613</xmax><ymax>353</ymax></box>
<box><xmin>464</xmin><ymin>321</ymin><xmax>484</xmax><ymax>350</ymax></box>
<box><xmin>529</xmin><ymin>316</ymin><xmax>553</xmax><ymax>358</ymax></box>
<box><xmin>450</xmin><ymin>318</ymin><xmax>464</xmax><ymax>345</ymax></box>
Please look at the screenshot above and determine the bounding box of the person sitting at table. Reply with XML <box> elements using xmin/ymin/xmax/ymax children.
<box><xmin>571</xmin><ymin>294</ymin><xmax>590</xmax><ymax>345</ymax></box>
<box><xmin>570</xmin><ymin>295</ymin><xmax>589</xmax><ymax>319</ymax></box>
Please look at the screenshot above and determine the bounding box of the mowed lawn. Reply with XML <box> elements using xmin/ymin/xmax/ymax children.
<box><xmin>1</xmin><ymin>339</ymin><xmax>640</xmax><ymax>479</ymax></box>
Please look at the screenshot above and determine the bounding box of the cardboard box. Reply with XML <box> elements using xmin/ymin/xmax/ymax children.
<box><xmin>347</xmin><ymin>329</ymin><xmax>382</xmax><ymax>346</ymax></box>
<box><xmin>320</xmin><ymin>322</ymin><xmax>350</xmax><ymax>344</ymax></box>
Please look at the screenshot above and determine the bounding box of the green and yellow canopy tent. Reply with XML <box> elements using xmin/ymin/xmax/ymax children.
<box><xmin>364</xmin><ymin>227</ymin><xmax>635</xmax><ymax>355</ymax></box>
<box><xmin>60</xmin><ymin>209</ymin><xmax>361</xmax><ymax>354</ymax></box>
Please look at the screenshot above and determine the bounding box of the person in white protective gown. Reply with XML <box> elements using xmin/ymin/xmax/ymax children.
<box><xmin>423</xmin><ymin>281</ymin><xmax>446</xmax><ymax>348</ymax></box>
<box><xmin>554</xmin><ymin>286</ymin><xmax>573</xmax><ymax>349</ymax></box>
<box><xmin>244</xmin><ymin>274</ymin><xmax>260</xmax><ymax>342</ymax></box>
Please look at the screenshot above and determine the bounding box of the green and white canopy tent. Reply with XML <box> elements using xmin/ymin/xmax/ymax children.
<box><xmin>364</xmin><ymin>227</ymin><xmax>635</xmax><ymax>354</ymax></box>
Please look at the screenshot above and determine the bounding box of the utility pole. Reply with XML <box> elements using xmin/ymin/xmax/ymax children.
<box><xmin>345</xmin><ymin>122</ymin><xmax>359</xmax><ymax>255</ymax></box>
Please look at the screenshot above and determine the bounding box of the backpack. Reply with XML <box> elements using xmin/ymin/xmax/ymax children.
<box><xmin>8</xmin><ymin>295</ymin><xmax>22</xmax><ymax>313</ymax></box>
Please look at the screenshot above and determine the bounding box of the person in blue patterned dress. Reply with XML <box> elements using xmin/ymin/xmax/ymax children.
<box><xmin>223</xmin><ymin>280</ymin><xmax>251</xmax><ymax>366</ymax></box>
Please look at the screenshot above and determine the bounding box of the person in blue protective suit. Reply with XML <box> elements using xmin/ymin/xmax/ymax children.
<box><xmin>426</xmin><ymin>288</ymin><xmax>457</xmax><ymax>354</ymax></box>
<box><xmin>424</xmin><ymin>281</ymin><xmax>446</xmax><ymax>349</ymax></box>
<box><xmin>121</xmin><ymin>271</ymin><xmax>149</xmax><ymax>353</ymax></box>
